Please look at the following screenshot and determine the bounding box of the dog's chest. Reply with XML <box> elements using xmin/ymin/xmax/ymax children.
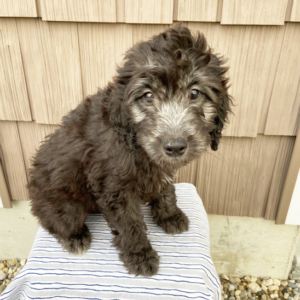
<box><xmin>135</xmin><ymin>164</ymin><xmax>174</xmax><ymax>200</ymax></box>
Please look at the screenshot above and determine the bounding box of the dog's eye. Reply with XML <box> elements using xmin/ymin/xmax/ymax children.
<box><xmin>142</xmin><ymin>92</ymin><xmax>154</xmax><ymax>104</ymax></box>
<box><xmin>190</xmin><ymin>89</ymin><xmax>201</xmax><ymax>101</ymax></box>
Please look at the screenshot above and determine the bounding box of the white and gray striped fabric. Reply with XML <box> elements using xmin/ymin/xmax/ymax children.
<box><xmin>0</xmin><ymin>183</ymin><xmax>221</xmax><ymax>300</ymax></box>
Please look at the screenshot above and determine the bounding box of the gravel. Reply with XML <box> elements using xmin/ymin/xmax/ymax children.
<box><xmin>0</xmin><ymin>258</ymin><xmax>27</xmax><ymax>295</ymax></box>
<box><xmin>220</xmin><ymin>274</ymin><xmax>300</xmax><ymax>300</ymax></box>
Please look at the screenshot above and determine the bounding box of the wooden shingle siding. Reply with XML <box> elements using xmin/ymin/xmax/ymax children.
<box><xmin>221</xmin><ymin>0</ymin><xmax>289</xmax><ymax>25</ymax></box>
<box><xmin>264</xmin><ymin>136</ymin><xmax>295</xmax><ymax>220</ymax></box>
<box><xmin>188</xmin><ymin>23</ymin><xmax>285</xmax><ymax>137</ymax></box>
<box><xmin>79</xmin><ymin>23</ymin><xmax>171</xmax><ymax>97</ymax></box>
<box><xmin>176</xmin><ymin>161</ymin><xmax>198</xmax><ymax>186</ymax></box>
<box><xmin>17</xmin><ymin>122</ymin><xmax>59</xmax><ymax>172</ymax></box>
<box><xmin>0</xmin><ymin>161</ymin><xmax>11</xmax><ymax>208</ymax></box>
<box><xmin>291</xmin><ymin>0</ymin><xmax>300</xmax><ymax>21</ymax></box>
<box><xmin>78</xmin><ymin>23</ymin><xmax>133</xmax><ymax>97</ymax></box>
<box><xmin>264</xmin><ymin>23</ymin><xmax>300</xmax><ymax>136</ymax></box>
<box><xmin>173</xmin><ymin>0</ymin><xmax>219</xmax><ymax>22</ymax></box>
<box><xmin>39</xmin><ymin>0</ymin><xmax>116</xmax><ymax>22</ymax></box>
<box><xmin>178</xmin><ymin>135</ymin><xmax>295</xmax><ymax>219</ymax></box>
<box><xmin>0</xmin><ymin>18</ymin><xmax>32</xmax><ymax>122</ymax></box>
<box><xmin>124</xmin><ymin>0</ymin><xmax>173</xmax><ymax>24</ymax></box>
<box><xmin>0</xmin><ymin>2</ymin><xmax>299</xmax><ymax>220</ymax></box>
<box><xmin>0</xmin><ymin>0</ymin><xmax>37</xmax><ymax>17</ymax></box>
<box><xmin>132</xmin><ymin>24</ymin><xmax>170</xmax><ymax>44</ymax></box>
<box><xmin>116</xmin><ymin>0</ymin><xmax>125</xmax><ymax>22</ymax></box>
<box><xmin>0</xmin><ymin>121</ymin><xmax>28</xmax><ymax>200</ymax></box>
<box><xmin>16</xmin><ymin>19</ymin><xmax>83</xmax><ymax>125</ymax></box>
<box><xmin>287</xmin><ymin>0</ymin><xmax>300</xmax><ymax>22</ymax></box>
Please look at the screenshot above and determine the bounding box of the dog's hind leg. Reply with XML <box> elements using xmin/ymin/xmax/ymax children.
<box><xmin>32</xmin><ymin>198</ymin><xmax>91</xmax><ymax>254</ymax></box>
<box><xmin>99</xmin><ymin>195</ymin><xmax>159</xmax><ymax>276</ymax></box>
<box><xmin>150</xmin><ymin>184</ymin><xmax>189</xmax><ymax>234</ymax></box>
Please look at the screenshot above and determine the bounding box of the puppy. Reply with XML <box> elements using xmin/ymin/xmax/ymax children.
<box><xmin>28</xmin><ymin>25</ymin><xmax>232</xmax><ymax>276</ymax></box>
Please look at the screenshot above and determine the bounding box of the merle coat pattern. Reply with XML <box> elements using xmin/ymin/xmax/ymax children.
<box><xmin>28</xmin><ymin>25</ymin><xmax>232</xmax><ymax>276</ymax></box>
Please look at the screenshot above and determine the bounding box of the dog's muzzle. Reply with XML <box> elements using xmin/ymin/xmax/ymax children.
<box><xmin>163</xmin><ymin>138</ymin><xmax>187</xmax><ymax>157</ymax></box>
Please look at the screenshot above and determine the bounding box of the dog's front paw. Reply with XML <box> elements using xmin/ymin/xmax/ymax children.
<box><xmin>121</xmin><ymin>247</ymin><xmax>160</xmax><ymax>277</ymax></box>
<box><xmin>56</xmin><ymin>224</ymin><xmax>92</xmax><ymax>255</ymax></box>
<box><xmin>158</xmin><ymin>209</ymin><xmax>189</xmax><ymax>234</ymax></box>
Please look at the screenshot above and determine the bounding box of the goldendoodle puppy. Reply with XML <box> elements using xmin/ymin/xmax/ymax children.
<box><xmin>28</xmin><ymin>25</ymin><xmax>232</xmax><ymax>276</ymax></box>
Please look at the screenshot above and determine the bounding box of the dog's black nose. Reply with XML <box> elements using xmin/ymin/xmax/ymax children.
<box><xmin>163</xmin><ymin>138</ymin><xmax>187</xmax><ymax>157</ymax></box>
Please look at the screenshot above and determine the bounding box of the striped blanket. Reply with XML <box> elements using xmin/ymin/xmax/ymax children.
<box><xmin>0</xmin><ymin>183</ymin><xmax>221</xmax><ymax>300</ymax></box>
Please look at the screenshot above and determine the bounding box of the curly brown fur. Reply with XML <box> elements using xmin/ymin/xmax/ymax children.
<box><xmin>28</xmin><ymin>25</ymin><xmax>232</xmax><ymax>276</ymax></box>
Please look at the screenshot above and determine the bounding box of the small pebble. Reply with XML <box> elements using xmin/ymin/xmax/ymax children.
<box><xmin>232</xmin><ymin>278</ymin><xmax>242</xmax><ymax>285</ymax></box>
<box><xmin>229</xmin><ymin>284</ymin><xmax>236</xmax><ymax>291</ymax></box>
<box><xmin>273</xmin><ymin>279</ymin><xmax>281</xmax><ymax>286</ymax></box>
<box><xmin>262</xmin><ymin>279</ymin><xmax>274</xmax><ymax>287</ymax></box>
<box><xmin>8</xmin><ymin>259</ymin><xmax>17</xmax><ymax>267</ymax></box>
<box><xmin>244</xmin><ymin>276</ymin><xmax>251</xmax><ymax>282</ymax></box>
<box><xmin>20</xmin><ymin>259</ymin><xmax>27</xmax><ymax>267</ymax></box>
<box><xmin>0</xmin><ymin>270</ymin><xmax>6</xmax><ymax>280</ymax></box>
<box><xmin>261</xmin><ymin>285</ymin><xmax>268</xmax><ymax>292</ymax></box>
<box><xmin>222</xmin><ymin>274</ymin><xmax>230</xmax><ymax>280</ymax></box>
<box><xmin>240</xmin><ymin>290</ymin><xmax>247</xmax><ymax>298</ymax></box>
<box><xmin>269</xmin><ymin>285</ymin><xmax>279</xmax><ymax>292</ymax></box>
<box><xmin>247</xmin><ymin>282</ymin><xmax>261</xmax><ymax>293</ymax></box>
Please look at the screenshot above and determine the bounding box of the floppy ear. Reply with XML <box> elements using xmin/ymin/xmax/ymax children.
<box><xmin>207</xmin><ymin>54</ymin><xmax>232</xmax><ymax>151</ymax></box>
<box><xmin>189</xmin><ymin>31</ymin><xmax>232</xmax><ymax>151</ymax></box>
<box><xmin>106</xmin><ymin>79</ymin><xmax>132</xmax><ymax>131</ymax></box>
<box><xmin>109</xmin><ymin>94</ymin><xmax>125</xmax><ymax>129</ymax></box>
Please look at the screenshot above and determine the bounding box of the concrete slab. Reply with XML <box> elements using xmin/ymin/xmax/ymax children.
<box><xmin>289</xmin><ymin>234</ymin><xmax>300</xmax><ymax>279</ymax></box>
<box><xmin>208</xmin><ymin>214</ymin><xmax>300</xmax><ymax>279</ymax></box>
<box><xmin>0</xmin><ymin>200</ymin><xmax>39</xmax><ymax>259</ymax></box>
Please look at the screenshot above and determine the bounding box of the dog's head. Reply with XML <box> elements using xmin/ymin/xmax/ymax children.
<box><xmin>110</xmin><ymin>25</ymin><xmax>232</xmax><ymax>170</ymax></box>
